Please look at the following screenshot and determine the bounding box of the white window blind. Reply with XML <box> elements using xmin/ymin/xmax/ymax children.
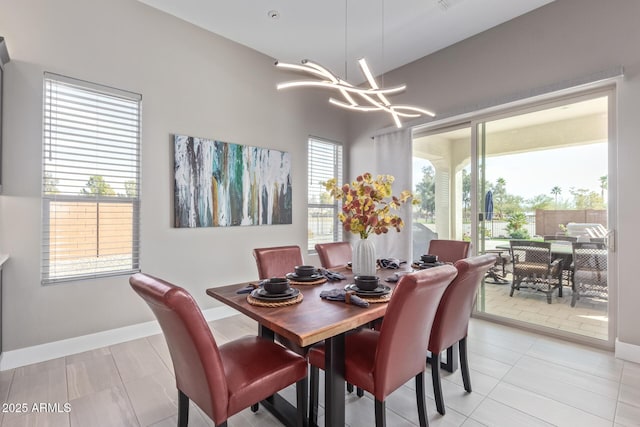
<box><xmin>42</xmin><ymin>73</ymin><xmax>141</xmax><ymax>284</ymax></box>
<box><xmin>308</xmin><ymin>137</ymin><xmax>343</xmax><ymax>252</ymax></box>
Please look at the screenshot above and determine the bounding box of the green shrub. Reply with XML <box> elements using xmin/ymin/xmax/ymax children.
<box><xmin>506</xmin><ymin>212</ymin><xmax>530</xmax><ymax>239</ymax></box>
<box><xmin>509</xmin><ymin>229</ymin><xmax>530</xmax><ymax>239</ymax></box>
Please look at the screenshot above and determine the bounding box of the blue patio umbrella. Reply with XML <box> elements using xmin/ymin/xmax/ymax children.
<box><xmin>485</xmin><ymin>190</ymin><xmax>494</xmax><ymax>221</ymax></box>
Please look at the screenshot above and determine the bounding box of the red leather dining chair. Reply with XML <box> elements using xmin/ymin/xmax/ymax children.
<box><xmin>308</xmin><ymin>265</ymin><xmax>458</xmax><ymax>427</ymax></box>
<box><xmin>129</xmin><ymin>273</ymin><xmax>308</xmax><ymax>427</ymax></box>
<box><xmin>428</xmin><ymin>254</ymin><xmax>497</xmax><ymax>415</ymax></box>
<box><xmin>427</xmin><ymin>239</ymin><xmax>471</xmax><ymax>264</ymax></box>
<box><xmin>253</xmin><ymin>245</ymin><xmax>311</xmax><ymax>355</ymax></box>
<box><xmin>315</xmin><ymin>241</ymin><xmax>352</xmax><ymax>269</ymax></box>
<box><xmin>253</xmin><ymin>245</ymin><xmax>304</xmax><ymax>279</ymax></box>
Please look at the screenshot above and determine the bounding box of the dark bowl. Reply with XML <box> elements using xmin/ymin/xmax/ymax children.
<box><xmin>421</xmin><ymin>254</ymin><xmax>438</xmax><ymax>263</ymax></box>
<box><xmin>263</xmin><ymin>277</ymin><xmax>291</xmax><ymax>294</ymax></box>
<box><xmin>294</xmin><ymin>265</ymin><xmax>316</xmax><ymax>277</ymax></box>
<box><xmin>354</xmin><ymin>275</ymin><xmax>380</xmax><ymax>291</ymax></box>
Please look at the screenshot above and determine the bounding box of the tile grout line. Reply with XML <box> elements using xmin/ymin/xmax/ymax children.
<box><xmin>613</xmin><ymin>360</ymin><xmax>627</xmax><ymax>424</ymax></box>
<box><xmin>110</xmin><ymin>341</ymin><xmax>143</xmax><ymax>427</ymax></box>
<box><xmin>63</xmin><ymin>355</ymin><xmax>71</xmax><ymax>427</ymax></box>
<box><xmin>504</xmin><ymin>335</ymin><xmax>619</xmax><ymax>423</ymax></box>
<box><xmin>473</xmin><ymin>396</ymin><xmax>553</xmax><ymax>426</ymax></box>
<box><xmin>0</xmin><ymin>369</ymin><xmax>16</xmax><ymax>427</ymax></box>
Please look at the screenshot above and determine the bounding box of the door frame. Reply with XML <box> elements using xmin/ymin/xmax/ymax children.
<box><xmin>412</xmin><ymin>83</ymin><xmax>618</xmax><ymax>349</ymax></box>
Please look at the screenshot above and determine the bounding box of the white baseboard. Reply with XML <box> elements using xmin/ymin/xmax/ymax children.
<box><xmin>615</xmin><ymin>338</ymin><xmax>640</xmax><ymax>364</ymax></box>
<box><xmin>0</xmin><ymin>306</ymin><xmax>238</xmax><ymax>371</ymax></box>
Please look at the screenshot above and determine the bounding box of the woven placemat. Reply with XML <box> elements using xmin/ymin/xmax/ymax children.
<box><xmin>359</xmin><ymin>291</ymin><xmax>392</xmax><ymax>303</ymax></box>
<box><xmin>247</xmin><ymin>292</ymin><xmax>304</xmax><ymax>307</ymax></box>
<box><xmin>288</xmin><ymin>277</ymin><xmax>327</xmax><ymax>286</ymax></box>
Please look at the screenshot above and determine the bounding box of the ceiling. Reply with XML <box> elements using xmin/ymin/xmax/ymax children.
<box><xmin>137</xmin><ymin>0</ymin><xmax>555</xmax><ymax>83</ymax></box>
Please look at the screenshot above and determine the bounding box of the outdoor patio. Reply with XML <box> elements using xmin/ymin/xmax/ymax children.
<box><xmin>479</xmin><ymin>269</ymin><xmax>609</xmax><ymax>341</ymax></box>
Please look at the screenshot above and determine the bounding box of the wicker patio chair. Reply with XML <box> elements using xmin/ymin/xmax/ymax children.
<box><xmin>509</xmin><ymin>240</ymin><xmax>563</xmax><ymax>304</ymax></box>
<box><xmin>543</xmin><ymin>235</ymin><xmax>575</xmax><ymax>292</ymax></box>
<box><xmin>571</xmin><ymin>242</ymin><xmax>608</xmax><ymax>307</ymax></box>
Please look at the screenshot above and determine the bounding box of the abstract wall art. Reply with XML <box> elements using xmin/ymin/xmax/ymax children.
<box><xmin>174</xmin><ymin>134</ymin><xmax>292</xmax><ymax>228</ymax></box>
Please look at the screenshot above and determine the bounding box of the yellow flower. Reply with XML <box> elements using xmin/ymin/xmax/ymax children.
<box><xmin>322</xmin><ymin>172</ymin><xmax>419</xmax><ymax>239</ymax></box>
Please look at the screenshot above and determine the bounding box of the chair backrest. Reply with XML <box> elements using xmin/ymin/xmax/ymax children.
<box><xmin>510</xmin><ymin>240</ymin><xmax>552</xmax><ymax>265</ymax></box>
<box><xmin>427</xmin><ymin>239</ymin><xmax>471</xmax><ymax>264</ymax></box>
<box><xmin>374</xmin><ymin>265</ymin><xmax>457</xmax><ymax>401</ymax></box>
<box><xmin>429</xmin><ymin>254</ymin><xmax>497</xmax><ymax>353</ymax></box>
<box><xmin>315</xmin><ymin>242</ymin><xmax>352</xmax><ymax>269</ymax></box>
<box><xmin>253</xmin><ymin>245</ymin><xmax>303</xmax><ymax>279</ymax></box>
<box><xmin>572</xmin><ymin>241</ymin><xmax>607</xmax><ymax>285</ymax></box>
<box><xmin>129</xmin><ymin>273</ymin><xmax>227</xmax><ymax>423</ymax></box>
<box><xmin>544</xmin><ymin>235</ymin><xmax>577</xmax><ymax>242</ymax></box>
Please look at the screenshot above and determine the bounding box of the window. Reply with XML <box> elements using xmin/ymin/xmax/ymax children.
<box><xmin>307</xmin><ymin>137</ymin><xmax>343</xmax><ymax>252</ymax></box>
<box><xmin>42</xmin><ymin>73</ymin><xmax>141</xmax><ymax>284</ymax></box>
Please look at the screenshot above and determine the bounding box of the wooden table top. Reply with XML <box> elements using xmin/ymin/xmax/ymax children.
<box><xmin>206</xmin><ymin>266</ymin><xmax>410</xmax><ymax>348</ymax></box>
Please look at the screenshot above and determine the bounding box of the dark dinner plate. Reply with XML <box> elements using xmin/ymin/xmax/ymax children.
<box><xmin>344</xmin><ymin>283</ymin><xmax>391</xmax><ymax>297</ymax></box>
<box><xmin>286</xmin><ymin>272</ymin><xmax>323</xmax><ymax>282</ymax></box>
<box><xmin>413</xmin><ymin>261</ymin><xmax>445</xmax><ymax>269</ymax></box>
<box><xmin>251</xmin><ymin>288</ymin><xmax>300</xmax><ymax>301</ymax></box>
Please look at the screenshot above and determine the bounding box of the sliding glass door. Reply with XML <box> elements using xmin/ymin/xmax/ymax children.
<box><xmin>475</xmin><ymin>92</ymin><xmax>614</xmax><ymax>345</ymax></box>
<box><xmin>413</xmin><ymin>88</ymin><xmax>615</xmax><ymax>346</ymax></box>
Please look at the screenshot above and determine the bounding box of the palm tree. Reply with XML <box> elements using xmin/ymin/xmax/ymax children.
<box><xmin>551</xmin><ymin>186</ymin><xmax>562</xmax><ymax>208</ymax></box>
<box><xmin>600</xmin><ymin>175</ymin><xmax>608</xmax><ymax>199</ymax></box>
<box><xmin>493</xmin><ymin>177</ymin><xmax>507</xmax><ymax>219</ymax></box>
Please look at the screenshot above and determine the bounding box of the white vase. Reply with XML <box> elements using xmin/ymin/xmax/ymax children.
<box><xmin>352</xmin><ymin>238</ymin><xmax>377</xmax><ymax>276</ymax></box>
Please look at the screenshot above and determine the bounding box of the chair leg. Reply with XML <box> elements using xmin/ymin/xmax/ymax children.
<box><xmin>374</xmin><ymin>399</ymin><xmax>387</xmax><ymax>427</ymax></box>
<box><xmin>296</xmin><ymin>376</ymin><xmax>308</xmax><ymax>427</ymax></box>
<box><xmin>347</xmin><ymin>383</ymin><xmax>365</xmax><ymax>398</ymax></box>
<box><xmin>178</xmin><ymin>390</ymin><xmax>189</xmax><ymax>427</ymax></box>
<box><xmin>415</xmin><ymin>372</ymin><xmax>429</xmax><ymax>427</ymax></box>
<box><xmin>430</xmin><ymin>353</ymin><xmax>446</xmax><ymax>415</ymax></box>
<box><xmin>459</xmin><ymin>337</ymin><xmax>472</xmax><ymax>393</ymax></box>
<box><xmin>441</xmin><ymin>345</ymin><xmax>458</xmax><ymax>373</ymax></box>
<box><xmin>250</xmin><ymin>403</ymin><xmax>259</xmax><ymax>412</ymax></box>
<box><xmin>309</xmin><ymin>366</ymin><xmax>319</xmax><ymax>426</ymax></box>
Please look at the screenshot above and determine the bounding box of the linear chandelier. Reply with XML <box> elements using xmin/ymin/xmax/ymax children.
<box><xmin>276</xmin><ymin>58</ymin><xmax>435</xmax><ymax>128</ymax></box>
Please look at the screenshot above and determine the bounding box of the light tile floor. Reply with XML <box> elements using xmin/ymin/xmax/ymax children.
<box><xmin>479</xmin><ymin>269</ymin><xmax>609</xmax><ymax>341</ymax></box>
<box><xmin>0</xmin><ymin>315</ymin><xmax>637</xmax><ymax>427</ymax></box>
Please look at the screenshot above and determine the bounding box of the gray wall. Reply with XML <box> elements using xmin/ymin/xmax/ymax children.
<box><xmin>2</xmin><ymin>0</ymin><xmax>639</xmax><ymax>353</ymax></box>
<box><xmin>0</xmin><ymin>0</ymin><xmax>347</xmax><ymax>350</ymax></box>
<box><xmin>350</xmin><ymin>0</ymin><xmax>640</xmax><ymax>348</ymax></box>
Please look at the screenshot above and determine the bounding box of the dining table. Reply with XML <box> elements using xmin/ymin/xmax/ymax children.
<box><xmin>206</xmin><ymin>264</ymin><xmax>412</xmax><ymax>427</ymax></box>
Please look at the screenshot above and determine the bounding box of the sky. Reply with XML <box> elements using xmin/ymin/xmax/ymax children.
<box><xmin>413</xmin><ymin>142</ymin><xmax>608</xmax><ymax>201</ymax></box>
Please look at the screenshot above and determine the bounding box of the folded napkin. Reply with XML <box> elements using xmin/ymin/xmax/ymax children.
<box><xmin>320</xmin><ymin>269</ymin><xmax>346</xmax><ymax>282</ymax></box>
<box><xmin>379</xmin><ymin>258</ymin><xmax>406</xmax><ymax>269</ymax></box>
<box><xmin>236</xmin><ymin>281</ymin><xmax>265</xmax><ymax>294</ymax></box>
<box><xmin>385</xmin><ymin>271</ymin><xmax>411</xmax><ymax>283</ymax></box>
<box><xmin>319</xmin><ymin>289</ymin><xmax>369</xmax><ymax>307</ymax></box>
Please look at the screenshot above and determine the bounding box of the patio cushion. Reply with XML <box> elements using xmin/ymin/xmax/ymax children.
<box><xmin>514</xmin><ymin>262</ymin><xmax>549</xmax><ymax>276</ymax></box>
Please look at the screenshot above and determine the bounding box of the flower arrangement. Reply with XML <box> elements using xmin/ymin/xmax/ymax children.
<box><xmin>323</xmin><ymin>172</ymin><xmax>419</xmax><ymax>239</ymax></box>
